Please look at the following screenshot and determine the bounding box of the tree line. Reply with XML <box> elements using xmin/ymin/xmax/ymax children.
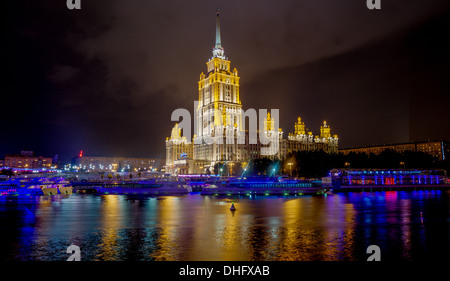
<box><xmin>213</xmin><ymin>149</ymin><xmax>450</xmax><ymax>178</ymax></box>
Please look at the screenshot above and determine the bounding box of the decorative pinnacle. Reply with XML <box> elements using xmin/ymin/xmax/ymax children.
<box><xmin>212</xmin><ymin>8</ymin><xmax>225</xmax><ymax>59</ymax></box>
<box><xmin>215</xmin><ymin>8</ymin><xmax>221</xmax><ymax>48</ymax></box>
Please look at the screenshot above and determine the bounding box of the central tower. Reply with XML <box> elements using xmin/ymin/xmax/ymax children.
<box><xmin>165</xmin><ymin>9</ymin><xmax>339</xmax><ymax>174</ymax></box>
<box><xmin>194</xmin><ymin>9</ymin><xmax>244</xmax><ymax>163</ymax></box>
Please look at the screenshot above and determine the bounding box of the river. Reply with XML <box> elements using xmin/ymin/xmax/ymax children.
<box><xmin>0</xmin><ymin>190</ymin><xmax>448</xmax><ymax>261</ymax></box>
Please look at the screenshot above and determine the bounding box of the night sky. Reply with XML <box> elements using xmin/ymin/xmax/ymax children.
<box><xmin>3</xmin><ymin>0</ymin><xmax>450</xmax><ymax>162</ymax></box>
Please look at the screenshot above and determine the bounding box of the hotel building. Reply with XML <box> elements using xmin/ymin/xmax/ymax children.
<box><xmin>165</xmin><ymin>10</ymin><xmax>338</xmax><ymax>174</ymax></box>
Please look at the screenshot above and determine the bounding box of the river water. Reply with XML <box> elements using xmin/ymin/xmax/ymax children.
<box><xmin>0</xmin><ymin>190</ymin><xmax>448</xmax><ymax>261</ymax></box>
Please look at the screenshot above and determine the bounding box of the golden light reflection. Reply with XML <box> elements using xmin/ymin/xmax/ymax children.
<box><xmin>321</xmin><ymin>197</ymin><xmax>357</xmax><ymax>260</ymax></box>
<box><xmin>97</xmin><ymin>195</ymin><xmax>121</xmax><ymax>261</ymax></box>
<box><xmin>153</xmin><ymin>196</ymin><xmax>180</xmax><ymax>260</ymax></box>
<box><xmin>279</xmin><ymin>198</ymin><xmax>306</xmax><ymax>260</ymax></box>
<box><xmin>220</xmin><ymin>202</ymin><xmax>249</xmax><ymax>260</ymax></box>
<box><xmin>279</xmin><ymin>197</ymin><xmax>357</xmax><ymax>261</ymax></box>
<box><xmin>201</xmin><ymin>199</ymin><xmax>252</xmax><ymax>260</ymax></box>
<box><xmin>190</xmin><ymin>196</ymin><xmax>222</xmax><ymax>260</ymax></box>
<box><xmin>342</xmin><ymin>202</ymin><xmax>357</xmax><ymax>253</ymax></box>
<box><xmin>188</xmin><ymin>197</ymin><xmax>256</xmax><ymax>261</ymax></box>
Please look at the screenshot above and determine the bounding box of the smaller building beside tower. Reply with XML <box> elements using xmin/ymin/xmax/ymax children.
<box><xmin>166</xmin><ymin>123</ymin><xmax>194</xmax><ymax>168</ymax></box>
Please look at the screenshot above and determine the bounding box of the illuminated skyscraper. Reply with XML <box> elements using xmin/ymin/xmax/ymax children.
<box><xmin>165</xmin><ymin>10</ymin><xmax>339</xmax><ymax>174</ymax></box>
<box><xmin>193</xmin><ymin>9</ymin><xmax>244</xmax><ymax>163</ymax></box>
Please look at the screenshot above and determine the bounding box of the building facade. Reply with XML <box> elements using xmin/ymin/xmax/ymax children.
<box><xmin>166</xmin><ymin>123</ymin><xmax>194</xmax><ymax>167</ymax></box>
<box><xmin>282</xmin><ymin>119</ymin><xmax>339</xmax><ymax>156</ymax></box>
<box><xmin>0</xmin><ymin>151</ymin><xmax>53</xmax><ymax>169</ymax></box>
<box><xmin>339</xmin><ymin>140</ymin><xmax>448</xmax><ymax>161</ymax></box>
<box><xmin>73</xmin><ymin>156</ymin><xmax>163</xmax><ymax>172</ymax></box>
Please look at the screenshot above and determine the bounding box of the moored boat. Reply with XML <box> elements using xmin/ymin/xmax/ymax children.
<box><xmin>95</xmin><ymin>177</ymin><xmax>191</xmax><ymax>195</ymax></box>
<box><xmin>200</xmin><ymin>176</ymin><xmax>327</xmax><ymax>195</ymax></box>
<box><xmin>53</xmin><ymin>178</ymin><xmax>73</xmax><ymax>194</ymax></box>
<box><xmin>28</xmin><ymin>178</ymin><xmax>58</xmax><ymax>195</ymax></box>
<box><xmin>0</xmin><ymin>177</ymin><xmax>73</xmax><ymax>196</ymax></box>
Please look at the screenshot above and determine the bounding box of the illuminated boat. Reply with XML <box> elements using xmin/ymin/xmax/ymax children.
<box><xmin>329</xmin><ymin>168</ymin><xmax>449</xmax><ymax>191</ymax></box>
<box><xmin>200</xmin><ymin>176</ymin><xmax>327</xmax><ymax>195</ymax></box>
<box><xmin>0</xmin><ymin>178</ymin><xmax>46</xmax><ymax>196</ymax></box>
<box><xmin>0</xmin><ymin>179</ymin><xmax>24</xmax><ymax>196</ymax></box>
<box><xmin>203</xmin><ymin>177</ymin><xmax>228</xmax><ymax>188</ymax></box>
<box><xmin>53</xmin><ymin>178</ymin><xmax>73</xmax><ymax>194</ymax></box>
<box><xmin>28</xmin><ymin>178</ymin><xmax>58</xmax><ymax>195</ymax></box>
<box><xmin>0</xmin><ymin>177</ymin><xmax>73</xmax><ymax>196</ymax></box>
<box><xmin>95</xmin><ymin>177</ymin><xmax>191</xmax><ymax>195</ymax></box>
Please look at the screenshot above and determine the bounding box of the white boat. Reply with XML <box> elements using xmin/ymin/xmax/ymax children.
<box><xmin>155</xmin><ymin>177</ymin><xmax>192</xmax><ymax>193</ymax></box>
<box><xmin>53</xmin><ymin>178</ymin><xmax>73</xmax><ymax>194</ymax></box>
<box><xmin>27</xmin><ymin>178</ymin><xmax>58</xmax><ymax>195</ymax></box>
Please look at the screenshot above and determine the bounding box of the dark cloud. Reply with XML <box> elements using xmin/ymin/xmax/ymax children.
<box><xmin>3</xmin><ymin>0</ymin><xmax>450</xmax><ymax>161</ymax></box>
<box><xmin>46</xmin><ymin>64</ymin><xmax>80</xmax><ymax>83</ymax></box>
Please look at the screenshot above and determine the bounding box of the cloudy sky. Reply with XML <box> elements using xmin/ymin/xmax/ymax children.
<box><xmin>3</xmin><ymin>0</ymin><xmax>450</xmax><ymax>161</ymax></box>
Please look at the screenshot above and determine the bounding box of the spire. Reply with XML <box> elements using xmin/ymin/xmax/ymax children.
<box><xmin>215</xmin><ymin>8</ymin><xmax>221</xmax><ymax>48</ymax></box>
<box><xmin>212</xmin><ymin>8</ymin><xmax>225</xmax><ymax>59</ymax></box>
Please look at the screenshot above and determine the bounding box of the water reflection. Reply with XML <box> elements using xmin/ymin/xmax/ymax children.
<box><xmin>0</xmin><ymin>190</ymin><xmax>448</xmax><ymax>261</ymax></box>
<box><xmin>97</xmin><ymin>195</ymin><xmax>121</xmax><ymax>260</ymax></box>
<box><xmin>153</xmin><ymin>196</ymin><xmax>180</xmax><ymax>260</ymax></box>
<box><xmin>275</xmin><ymin>197</ymin><xmax>357</xmax><ymax>261</ymax></box>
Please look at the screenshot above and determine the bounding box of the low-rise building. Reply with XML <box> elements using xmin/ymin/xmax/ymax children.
<box><xmin>339</xmin><ymin>140</ymin><xmax>449</xmax><ymax>161</ymax></box>
<box><xmin>1</xmin><ymin>151</ymin><xmax>53</xmax><ymax>169</ymax></box>
<box><xmin>73</xmin><ymin>155</ymin><xmax>163</xmax><ymax>172</ymax></box>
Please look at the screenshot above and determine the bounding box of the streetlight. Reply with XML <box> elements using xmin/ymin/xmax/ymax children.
<box><xmin>287</xmin><ymin>162</ymin><xmax>293</xmax><ymax>178</ymax></box>
<box><xmin>344</xmin><ymin>162</ymin><xmax>351</xmax><ymax>179</ymax></box>
<box><xmin>229</xmin><ymin>162</ymin><xmax>234</xmax><ymax>177</ymax></box>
